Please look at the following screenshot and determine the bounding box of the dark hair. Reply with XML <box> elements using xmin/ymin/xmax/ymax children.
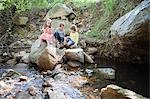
<box><xmin>59</xmin><ymin>22</ymin><xmax>65</xmax><ymax>27</ymax></box>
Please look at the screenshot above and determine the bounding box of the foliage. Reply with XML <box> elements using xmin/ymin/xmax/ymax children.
<box><xmin>0</xmin><ymin>0</ymin><xmax>64</xmax><ymax>13</ymax></box>
<box><xmin>87</xmin><ymin>0</ymin><xmax>135</xmax><ymax>39</ymax></box>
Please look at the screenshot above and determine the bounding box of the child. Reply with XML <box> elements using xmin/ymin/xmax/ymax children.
<box><xmin>66</xmin><ymin>24</ymin><xmax>79</xmax><ymax>48</ymax></box>
<box><xmin>40</xmin><ymin>19</ymin><xmax>55</xmax><ymax>46</ymax></box>
<box><xmin>54</xmin><ymin>22</ymin><xmax>65</xmax><ymax>48</ymax></box>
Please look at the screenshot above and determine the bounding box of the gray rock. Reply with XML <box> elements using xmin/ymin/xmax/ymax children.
<box><xmin>14</xmin><ymin>51</ymin><xmax>27</xmax><ymax>60</ymax></box>
<box><xmin>87</xmin><ymin>47</ymin><xmax>98</xmax><ymax>55</ymax></box>
<box><xmin>49</xmin><ymin>82</ymin><xmax>85</xmax><ymax>99</ymax></box>
<box><xmin>44</xmin><ymin>4</ymin><xmax>76</xmax><ymax>21</ymax></box>
<box><xmin>67</xmin><ymin>60</ymin><xmax>83</xmax><ymax>68</ymax></box>
<box><xmin>21</xmin><ymin>53</ymin><xmax>30</xmax><ymax>63</ymax></box>
<box><xmin>6</xmin><ymin>59</ymin><xmax>17</xmax><ymax>65</ymax></box>
<box><xmin>95</xmin><ymin>68</ymin><xmax>115</xmax><ymax>80</ymax></box>
<box><xmin>65</xmin><ymin>48</ymin><xmax>84</xmax><ymax>63</ymax></box>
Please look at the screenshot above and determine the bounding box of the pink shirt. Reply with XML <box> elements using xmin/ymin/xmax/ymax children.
<box><xmin>40</xmin><ymin>27</ymin><xmax>54</xmax><ymax>43</ymax></box>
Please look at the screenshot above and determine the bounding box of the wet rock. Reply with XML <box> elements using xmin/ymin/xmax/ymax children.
<box><xmin>96</xmin><ymin>68</ymin><xmax>115</xmax><ymax>80</ymax></box>
<box><xmin>2</xmin><ymin>69</ymin><xmax>20</xmax><ymax>78</ymax></box>
<box><xmin>13</xmin><ymin>16</ymin><xmax>28</xmax><ymax>25</ymax></box>
<box><xmin>21</xmin><ymin>53</ymin><xmax>30</xmax><ymax>63</ymax></box>
<box><xmin>85</xmin><ymin>69</ymin><xmax>93</xmax><ymax>77</ymax></box>
<box><xmin>28</xmin><ymin>86</ymin><xmax>37</xmax><ymax>96</ymax></box>
<box><xmin>15</xmin><ymin>92</ymin><xmax>32</xmax><ymax>99</ymax></box>
<box><xmin>19</xmin><ymin>76</ymin><xmax>28</xmax><ymax>81</ymax></box>
<box><xmin>0</xmin><ymin>81</ymin><xmax>13</xmax><ymax>95</ymax></box>
<box><xmin>65</xmin><ymin>48</ymin><xmax>84</xmax><ymax>63</ymax></box>
<box><xmin>6</xmin><ymin>59</ymin><xmax>17</xmax><ymax>65</ymax></box>
<box><xmin>13</xmin><ymin>63</ymin><xmax>29</xmax><ymax>73</ymax></box>
<box><xmin>100</xmin><ymin>84</ymin><xmax>148</xmax><ymax>99</ymax></box>
<box><xmin>67</xmin><ymin>60</ymin><xmax>83</xmax><ymax>68</ymax></box>
<box><xmin>84</xmin><ymin>52</ymin><xmax>94</xmax><ymax>63</ymax></box>
<box><xmin>87</xmin><ymin>47</ymin><xmax>98</xmax><ymax>55</ymax></box>
<box><xmin>49</xmin><ymin>82</ymin><xmax>85</xmax><ymax>99</ymax></box>
<box><xmin>42</xmin><ymin>81</ymin><xmax>52</xmax><ymax>88</ymax></box>
<box><xmin>44</xmin><ymin>4</ymin><xmax>76</xmax><ymax>21</ymax></box>
<box><xmin>54</xmin><ymin>73</ymin><xmax>67</xmax><ymax>81</ymax></box>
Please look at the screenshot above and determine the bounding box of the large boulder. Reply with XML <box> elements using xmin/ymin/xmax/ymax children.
<box><xmin>44</xmin><ymin>4</ymin><xmax>76</xmax><ymax>21</ymax></box>
<box><xmin>65</xmin><ymin>48</ymin><xmax>84</xmax><ymax>63</ymax></box>
<box><xmin>100</xmin><ymin>84</ymin><xmax>148</xmax><ymax>99</ymax></box>
<box><xmin>29</xmin><ymin>39</ymin><xmax>62</xmax><ymax>71</ymax></box>
<box><xmin>109</xmin><ymin>0</ymin><xmax>150</xmax><ymax>63</ymax></box>
<box><xmin>37</xmin><ymin>46</ymin><xmax>61</xmax><ymax>71</ymax></box>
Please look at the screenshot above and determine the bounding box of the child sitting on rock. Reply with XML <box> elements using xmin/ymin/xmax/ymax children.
<box><xmin>40</xmin><ymin>19</ymin><xmax>55</xmax><ymax>46</ymax></box>
<box><xmin>54</xmin><ymin>22</ymin><xmax>65</xmax><ymax>48</ymax></box>
<box><xmin>65</xmin><ymin>24</ymin><xmax>79</xmax><ymax>48</ymax></box>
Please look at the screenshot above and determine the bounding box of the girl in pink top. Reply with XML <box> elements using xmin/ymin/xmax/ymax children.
<box><xmin>40</xmin><ymin>19</ymin><xmax>54</xmax><ymax>45</ymax></box>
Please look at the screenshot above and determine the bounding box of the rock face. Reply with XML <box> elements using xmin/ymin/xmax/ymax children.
<box><xmin>44</xmin><ymin>4</ymin><xmax>76</xmax><ymax>21</ymax></box>
<box><xmin>109</xmin><ymin>0</ymin><xmax>150</xmax><ymax>63</ymax></box>
<box><xmin>100</xmin><ymin>84</ymin><xmax>148</xmax><ymax>99</ymax></box>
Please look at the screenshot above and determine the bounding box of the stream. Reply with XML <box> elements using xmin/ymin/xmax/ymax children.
<box><xmin>0</xmin><ymin>56</ymin><xmax>149</xmax><ymax>98</ymax></box>
<box><xmin>91</xmin><ymin>57</ymin><xmax>149</xmax><ymax>97</ymax></box>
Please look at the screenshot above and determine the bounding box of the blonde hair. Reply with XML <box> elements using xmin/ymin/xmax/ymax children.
<box><xmin>44</xmin><ymin>18</ymin><xmax>52</xmax><ymax>29</ymax></box>
<box><xmin>70</xmin><ymin>24</ymin><xmax>77</xmax><ymax>32</ymax></box>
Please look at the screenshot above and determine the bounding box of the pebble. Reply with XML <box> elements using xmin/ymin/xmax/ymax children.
<box><xmin>19</xmin><ymin>76</ymin><xmax>28</xmax><ymax>81</ymax></box>
<box><xmin>28</xmin><ymin>86</ymin><xmax>36</xmax><ymax>96</ymax></box>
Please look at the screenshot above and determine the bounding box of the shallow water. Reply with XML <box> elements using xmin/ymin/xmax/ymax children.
<box><xmin>88</xmin><ymin>57</ymin><xmax>149</xmax><ymax>97</ymax></box>
<box><xmin>0</xmin><ymin>57</ymin><xmax>149</xmax><ymax>98</ymax></box>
